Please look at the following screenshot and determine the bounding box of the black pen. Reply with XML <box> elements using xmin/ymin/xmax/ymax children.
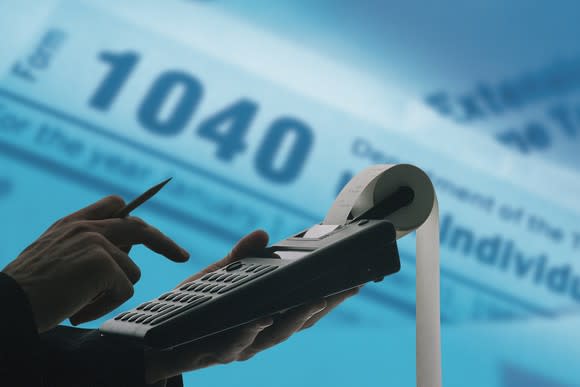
<box><xmin>113</xmin><ymin>178</ymin><xmax>172</xmax><ymax>218</ymax></box>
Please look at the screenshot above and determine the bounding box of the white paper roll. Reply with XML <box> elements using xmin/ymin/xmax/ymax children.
<box><xmin>324</xmin><ymin>164</ymin><xmax>441</xmax><ymax>387</ymax></box>
<box><xmin>324</xmin><ymin>164</ymin><xmax>434</xmax><ymax>238</ymax></box>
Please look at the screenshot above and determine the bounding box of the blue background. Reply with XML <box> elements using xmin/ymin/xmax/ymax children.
<box><xmin>1</xmin><ymin>1</ymin><xmax>580</xmax><ymax>386</ymax></box>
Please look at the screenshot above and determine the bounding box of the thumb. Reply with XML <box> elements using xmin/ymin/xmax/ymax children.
<box><xmin>177</xmin><ymin>230</ymin><xmax>269</xmax><ymax>286</ymax></box>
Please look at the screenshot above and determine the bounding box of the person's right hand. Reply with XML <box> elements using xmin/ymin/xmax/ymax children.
<box><xmin>1</xmin><ymin>195</ymin><xmax>190</xmax><ymax>333</ymax></box>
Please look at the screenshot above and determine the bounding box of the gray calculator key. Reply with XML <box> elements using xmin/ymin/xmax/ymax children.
<box><xmin>159</xmin><ymin>293</ymin><xmax>172</xmax><ymax>300</ymax></box>
<box><xmin>206</xmin><ymin>273</ymin><xmax>220</xmax><ymax>281</ymax></box>
<box><xmin>127</xmin><ymin>314</ymin><xmax>141</xmax><ymax>322</ymax></box>
<box><xmin>231</xmin><ymin>275</ymin><xmax>248</xmax><ymax>283</ymax></box>
<box><xmin>226</xmin><ymin>261</ymin><xmax>243</xmax><ymax>271</ymax></box>
<box><xmin>211</xmin><ymin>285</ymin><xmax>225</xmax><ymax>293</ymax></box>
<box><xmin>150</xmin><ymin>297</ymin><xmax>211</xmax><ymax>326</ymax></box>
<box><xmin>157</xmin><ymin>304</ymin><xmax>174</xmax><ymax>312</ymax></box>
<box><xmin>114</xmin><ymin>312</ymin><xmax>129</xmax><ymax>321</ymax></box>
<box><xmin>142</xmin><ymin>314</ymin><xmax>157</xmax><ymax>324</ymax></box>
<box><xmin>219</xmin><ymin>266</ymin><xmax>277</xmax><ymax>294</ymax></box>
<box><xmin>165</xmin><ymin>293</ymin><xmax>179</xmax><ymax>301</ymax></box>
<box><xmin>186</xmin><ymin>295</ymin><xmax>203</xmax><ymax>303</ymax></box>
<box><xmin>180</xmin><ymin>282</ymin><xmax>194</xmax><ymax>291</ymax></box>
<box><xmin>149</xmin><ymin>303</ymin><xmax>164</xmax><ymax>312</ymax></box>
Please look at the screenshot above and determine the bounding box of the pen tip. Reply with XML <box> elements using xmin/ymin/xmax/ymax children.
<box><xmin>150</xmin><ymin>177</ymin><xmax>172</xmax><ymax>193</ymax></box>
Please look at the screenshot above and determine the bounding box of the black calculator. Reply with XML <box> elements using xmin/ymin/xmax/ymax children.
<box><xmin>100</xmin><ymin>219</ymin><xmax>400</xmax><ymax>349</ymax></box>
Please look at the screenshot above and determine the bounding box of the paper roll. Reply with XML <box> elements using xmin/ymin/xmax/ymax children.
<box><xmin>416</xmin><ymin>199</ymin><xmax>441</xmax><ymax>387</ymax></box>
<box><xmin>324</xmin><ymin>164</ymin><xmax>435</xmax><ymax>239</ymax></box>
<box><xmin>324</xmin><ymin>164</ymin><xmax>441</xmax><ymax>387</ymax></box>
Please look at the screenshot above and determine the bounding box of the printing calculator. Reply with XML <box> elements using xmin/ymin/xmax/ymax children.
<box><xmin>100</xmin><ymin>219</ymin><xmax>400</xmax><ymax>349</ymax></box>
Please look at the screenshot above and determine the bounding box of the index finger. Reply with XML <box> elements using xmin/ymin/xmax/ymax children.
<box><xmin>59</xmin><ymin>195</ymin><xmax>126</xmax><ymax>225</ymax></box>
<box><xmin>179</xmin><ymin>230</ymin><xmax>268</xmax><ymax>285</ymax></box>
<box><xmin>86</xmin><ymin>217</ymin><xmax>190</xmax><ymax>262</ymax></box>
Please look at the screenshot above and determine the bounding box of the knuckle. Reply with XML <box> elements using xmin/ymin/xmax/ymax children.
<box><xmin>127</xmin><ymin>216</ymin><xmax>147</xmax><ymax>228</ymax></box>
<box><xmin>71</xmin><ymin>221</ymin><xmax>92</xmax><ymax>234</ymax></box>
<box><xmin>84</xmin><ymin>231</ymin><xmax>106</xmax><ymax>244</ymax></box>
<box><xmin>49</xmin><ymin>218</ymin><xmax>66</xmax><ymax>230</ymax></box>
<box><xmin>104</xmin><ymin>195</ymin><xmax>125</xmax><ymax>209</ymax></box>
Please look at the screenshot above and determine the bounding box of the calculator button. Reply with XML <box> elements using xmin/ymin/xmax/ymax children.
<box><xmin>121</xmin><ymin>313</ymin><xmax>136</xmax><ymax>321</ymax></box>
<box><xmin>195</xmin><ymin>283</ymin><xmax>209</xmax><ymax>292</ymax></box>
<box><xmin>259</xmin><ymin>266</ymin><xmax>277</xmax><ymax>275</ymax></box>
<box><xmin>245</xmin><ymin>264</ymin><xmax>256</xmax><ymax>272</ymax></box>
<box><xmin>136</xmin><ymin>302</ymin><xmax>151</xmax><ymax>310</ymax></box>
<box><xmin>148</xmin><ymin>305</ymin><xmax>181</xmax><ymax>325</ymax></box>
<box><xmin>208</xmin><ymin>274</ymin><xmax>221</xmax><ymax>282</ymax></box>
<box><xmin>149</xmin><ymin>303</ymin><xmax>164</xmax><ymax>312</ymax></box>
<box><xmin>226</xmin><ymin>261</ymin><xmax>243</xmax><ymax>272</ymax></box>
<box><xmin>231</xmin><ymin>275</ymin><xmax>248</xmax><ymax>283</ymax></box>
<box><xmin>157</xmin><ymin>304</ymin><xmax>173</xmax><ymax>312</ymax></box>
<box><xmin>159</xmin><ymin>293</ymin><xmax>172</xmax><ymax>300</ymax></box>
<box><xmin>214</xmin><ymin>274</ymin><xmax>228</xmax><ymax>282</ymax></box>
<box><xmin>173</xmin><ymin>293</ymin><xmax>188</xmax><ymax>302</ymax></box>
<box><xmin>143</xmin><ymin>303</ymin><xmax>156</xmax><ymax>311</ymax></box>
<box><xmin>127</xmin><ymin>314</ymin><xmax>141</xmax><ymax>322</ymax></box>
<box><xmin>114</xmin><ymin>312</ymin><xmax>129</xmax><ymax>321</ymax></box>
<box><xmin>207</xmin><ymin>273</ymin><xmax>221</xmax><ymax>281</ymax></box>
<box><xmin>165</xmin><ymin>293</ymin><xmax>179</xmax><ymax>301</ymax></box>
<box><xmin>180</xmin><ymin>282</ymin><xmax>194</xmax><ymax>291</ymax></box>
<box><xmin>218</xmin><ymin>274</ymin><xmax>233</xmax><ymax>282</ymax></box>
<box><xmin>134</xmin><ymin>314</ymin><xmax>149</xmax><ymax>324</ymax></box>
<box><xmin>219</xmin><ymin>266</ymin><xmax>277</xmax><ymax>294</ymax></box>
<box><xmin>253</xmin><ymin>265</ymin><xmax>272</xmax><ymax>274</ymax></box>
<box><xmin>184</xmin><ymin>283</ymin><xmax>199</xmax><ymax>291</ymax></box>
<box><xmin>211</xmin><ymin>285</ymin><xmax>225</xmax><ymax>293</ymax></box>
<box><xmin>201</xmin><ymin>273</ymin><xmax>213</xmax><ymax>281</ymax></box>
<box><xmin>142</xmin><ymin>315</ymin><xmax>156</xmax><ymax>324</ymax></box>
<box><xmin>150</xmin><ymin>297</ymin><xmax>211</xmax><ymax>325</ymax></box>
<box><xmin>203</xmin><ymin>284</ymin><xmax>218</xmax><ymax>293</ymax></box>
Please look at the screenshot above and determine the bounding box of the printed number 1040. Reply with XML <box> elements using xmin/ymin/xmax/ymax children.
<box><xmin>89</xmin><ymin>51</ymin><xmax>315</xmax><ymax>184</ymax></box>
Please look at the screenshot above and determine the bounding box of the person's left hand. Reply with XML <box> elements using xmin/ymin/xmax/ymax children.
<box><xmin>144</xmin><ymin>230</ymin><xmax>359</xmax><ymax>384</ymax></box>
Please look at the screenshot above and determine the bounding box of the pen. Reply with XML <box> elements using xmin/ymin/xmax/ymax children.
<box><xmin>113</xmin><ymin>177</ymin><xmax>172</xmax><ymax>218</ymax></box>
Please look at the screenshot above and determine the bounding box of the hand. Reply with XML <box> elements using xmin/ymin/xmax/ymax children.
<box><xmin>2</xmin><ymin>195</ymin><xmax>190</xmax><ymax>333</ymax></box>
<box><xmin>144</xmin><ymin>230</ymin><xmax>359</xmax><ymax>384</ymax></box>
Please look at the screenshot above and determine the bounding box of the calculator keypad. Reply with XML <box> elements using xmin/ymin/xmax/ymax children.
<box><xmin>112</xmin><ymin>263</ymin><xmax>278</xmax><ymax>326</ymax></box>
